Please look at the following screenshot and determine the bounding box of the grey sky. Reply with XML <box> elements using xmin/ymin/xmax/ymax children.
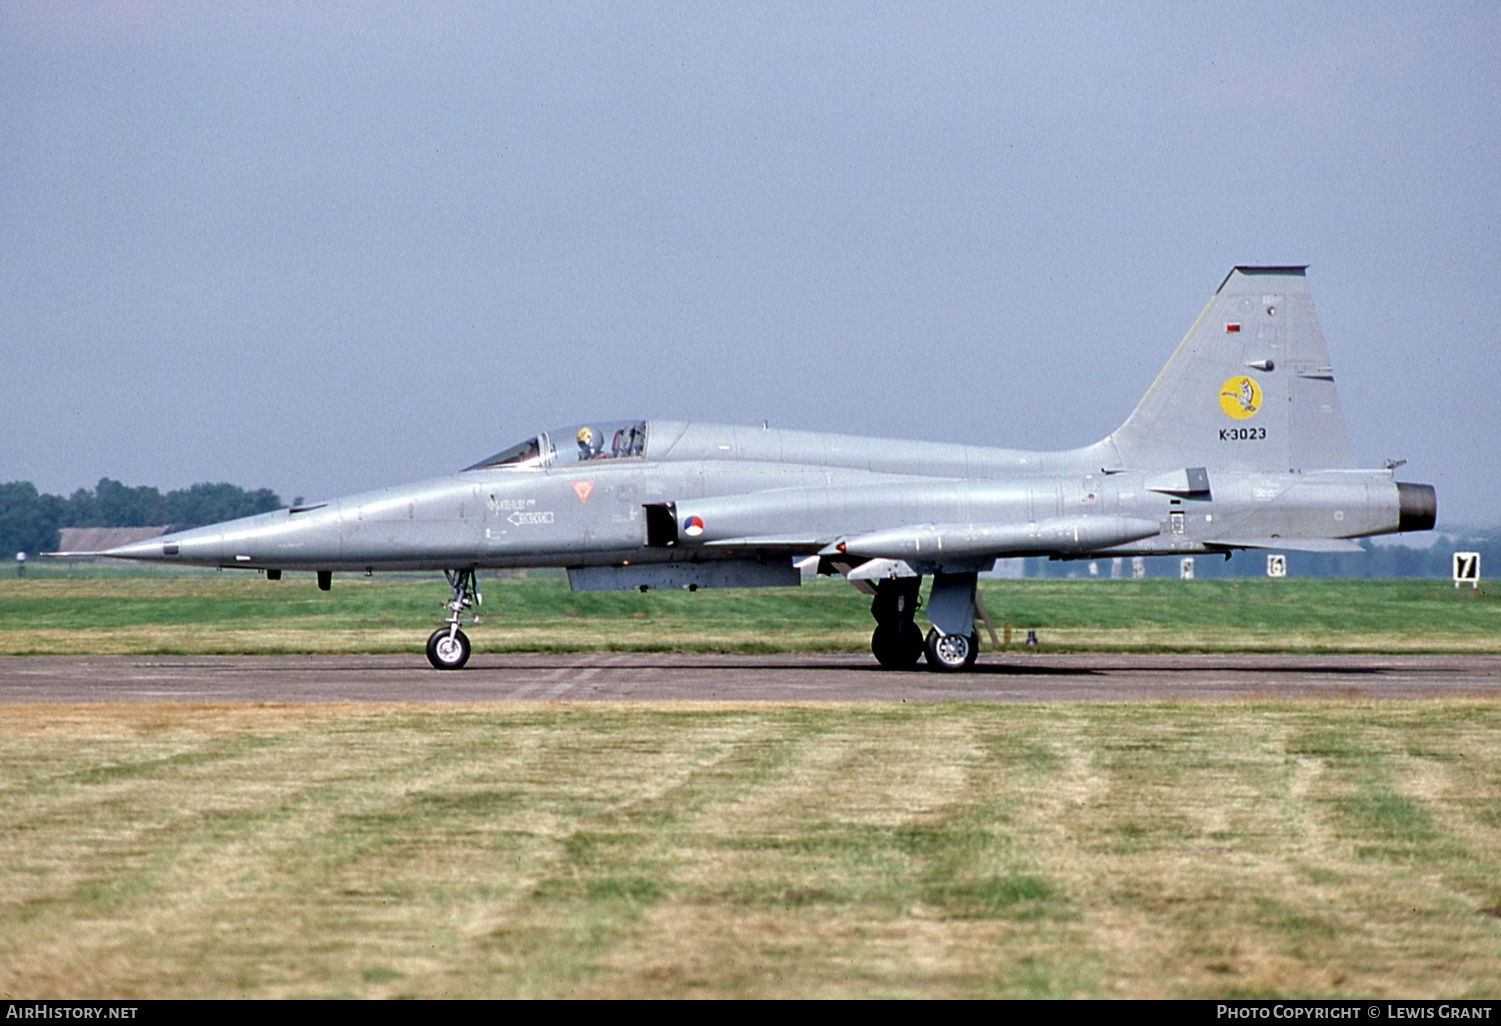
<box><xmin>3</xmin><ymin>2</ymin><xmax>1497</xmax><ymax>527</ymax></box>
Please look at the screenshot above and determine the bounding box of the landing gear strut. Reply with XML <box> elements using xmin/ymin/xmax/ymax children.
<box><xmin>922</xmin><ymin>570</ymin><xmax>982</xmax><ymax>673</ymax></box>
<box><xmin>870</xmin><ymin>577</ymin><xmax>924</xmax><ymax>670</ymax></box>
<box><xmin>427</xmin><ymin>568</ymin><xmax>480</xmax><ymax>670</ymax></box>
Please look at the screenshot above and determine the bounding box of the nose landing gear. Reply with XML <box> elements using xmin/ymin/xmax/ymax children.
<box><xmin>427</xmin><ymin>568</ymin><xmax>481</xmax><ymax>670</ymax></box>
<box><xmin>426</xmin><ymin>626</ymin><xmax>471</xmax><ymax>670</ymax></box>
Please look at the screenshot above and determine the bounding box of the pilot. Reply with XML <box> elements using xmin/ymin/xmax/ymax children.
<box><xmin>576</xmin><ymin>427</ymin><xmax>600</xmax><ymax>460</ymax></box>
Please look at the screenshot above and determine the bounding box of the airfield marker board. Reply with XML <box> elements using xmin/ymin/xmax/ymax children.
<box><xmin>1454</xmin><ymin>551</ymin><xmax>1480</xmax><ymax>589</ymax></box>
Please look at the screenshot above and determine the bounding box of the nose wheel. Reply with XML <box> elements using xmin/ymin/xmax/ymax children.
<box><xmin>426</xmin><ymin>627</ymin><xmax>471</xmax><ymax>670</ymax></box>
<box><xmin>427</xmin><ymin>568</ymin><xmax>480</xmax><ymax>669</ymax></box>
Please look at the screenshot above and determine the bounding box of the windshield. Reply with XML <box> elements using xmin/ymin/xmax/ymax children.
<box><xmin>464</xmin><ymin>420</ymin><xmax>646</xmax><ymax>471</ymax></box>
<box><xmin>464</xmin><ymin>436</ymin><xmax>545</xmax><ymax>471</ymax></box>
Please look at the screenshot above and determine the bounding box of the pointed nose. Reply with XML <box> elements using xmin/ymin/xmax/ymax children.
<box><xmin>102</xmin><ymin>537</ymin><xmax>177</xmax><ymax>560</ymax></box>
<box><xmin>104</xmin><ymin>527</ymin><xmax>225</xmax><ymax>564</ymax></box>
<box><xmin>99</xmin><ymin>506</ymin><xmax>348</xmax><ymax>568</ymax></box>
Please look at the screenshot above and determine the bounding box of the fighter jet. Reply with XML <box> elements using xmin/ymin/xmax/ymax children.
<box><xmin>95</xmin><ymin>267</ymin><xmax>1436</xmax><ymax>670</ymax></box>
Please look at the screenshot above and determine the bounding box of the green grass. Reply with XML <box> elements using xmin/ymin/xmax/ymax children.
<box><xmin>3</xmin><ymin>700</ymin><xmax>1500</xmax><ymax>998</ymax></box>
<box><xmin>0</xmin><ymin>574</ymin><xmax>1497</xmax><ymax>654</ymax></box>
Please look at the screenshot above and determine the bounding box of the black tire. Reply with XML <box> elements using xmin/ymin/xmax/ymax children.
<box><xmin>871</xmin><ymin>620</ymin><xmax>924</xmax><ymax>669</ymax></box>
<box><xmin>426</xmin><ymin>627</ymin><xmax>471</xmax><ymax>670</ymax></box>
<box><xmin>924</xmin><ymin>628</ymin><xmax>979</xmax><ymax>672</ymax></box>
<box><xmin>871</xmin><ymin>579</ymin><xmax>921</xmax><ymax>625</ymax></box>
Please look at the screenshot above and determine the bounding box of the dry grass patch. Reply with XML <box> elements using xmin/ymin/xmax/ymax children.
<box><xmin>3</xmin><ymin>701</ymin><xmax>1501</xmax><ymax>998</ymax></box>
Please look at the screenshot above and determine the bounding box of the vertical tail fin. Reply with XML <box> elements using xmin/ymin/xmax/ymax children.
<box><xmin>1106</xmin><ymin>266</ymin><xmax>1355</xmax><ymax>472</ymax></box>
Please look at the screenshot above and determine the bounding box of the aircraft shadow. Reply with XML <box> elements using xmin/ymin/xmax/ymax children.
<box><xmin>129</xmin><ymin>656</ymin><xmax>1386</xmax><ymax>679</ymax></box>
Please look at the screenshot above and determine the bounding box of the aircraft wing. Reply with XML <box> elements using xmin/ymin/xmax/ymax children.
<box><xmin>1204</xmin><ymin>537</ymin><xmax>1366</xmax><ymax>554</ymax></box>
<box><xmin>700</xmin><ymin>535</ymin><xmax>824</xmax><ymax>551</ymax></box>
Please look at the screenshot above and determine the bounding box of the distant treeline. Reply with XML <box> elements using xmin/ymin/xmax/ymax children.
<box><xmin>1027</xmin><ymin>532</ymin><xmax>1501</xmax><ymax>580</ymax></box>
<box><xmin>1</xmin><ymin>479</ymin><xmax>283</xmax><ymax>557</ymax></box>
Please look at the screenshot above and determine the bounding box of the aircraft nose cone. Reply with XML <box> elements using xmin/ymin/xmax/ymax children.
<box><xmin>97</xmin><ymin>506</ymin><xmax>345</xmax><ymax>568</ymax></box>
<box><xmin>103</xmin><ymin>537</ymin><xmax>180</xmax><ymax>560</ymax></box>
<box><xmin>104</xmin><ymin>528</ymin><xmax>226</xmax><ymax>564</ymax></box>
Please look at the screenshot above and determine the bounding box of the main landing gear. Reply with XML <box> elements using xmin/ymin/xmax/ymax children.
<box><xmin>923</xmin><ymin>627</ymin><xmax>980</xmax><ymax>672</ymax></box>
<box><xmin>870</xmin><ymin>577</ymin><xmax>924</xmax><ymax>669</ymax></box>
<box><xmin>427</xmin><ymin>568</ymin><xmax>481</xmax><ymax>670</ymax></box>
<box><xmin>869</xmin><ymin>571</ymin><xmax>983</xmax><ymax>672</ymax></box>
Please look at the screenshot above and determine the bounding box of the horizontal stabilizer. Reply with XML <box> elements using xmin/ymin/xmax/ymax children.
<box><xmin>1145</xmin><ymin>467</ymin><xmax>1211</xmax><ymax>496</ymax></box>
<box><xmin>1205</xmin><ymin>537</ymin><xmax>1365</xmax><ymax>553</ymax></box>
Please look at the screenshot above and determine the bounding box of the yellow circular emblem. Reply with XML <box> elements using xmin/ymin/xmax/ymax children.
<box><xmin>1218</xmin><ymin>375</ymin><xmax>1262</xmax><ymax>419</ymax></box>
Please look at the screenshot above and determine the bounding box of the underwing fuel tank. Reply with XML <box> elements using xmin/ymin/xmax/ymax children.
<box><xmin>826</xmin><ymin>517</ymin><xmax>1163</xmax><ymax>561</ymax></box>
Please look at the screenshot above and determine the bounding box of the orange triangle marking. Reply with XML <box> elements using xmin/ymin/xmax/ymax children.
<box><xmin>571</xmin><ymin>480</ymin><xmax>595</xmax><ymax>504</ymax></box>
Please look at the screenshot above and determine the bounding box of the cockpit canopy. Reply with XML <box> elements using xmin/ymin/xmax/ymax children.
<box><xmin>465</xmin><ymin>420</ymin><xmax>648</xmax><ymax>471</ymax></box>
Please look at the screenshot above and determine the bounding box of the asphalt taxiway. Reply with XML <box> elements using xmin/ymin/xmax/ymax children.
<box><xmin>0</xmin><ymin>652</ymin><xmax>1498</xmax><ymax>703</ymax></box>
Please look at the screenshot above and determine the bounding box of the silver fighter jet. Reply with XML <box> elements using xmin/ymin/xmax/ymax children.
<box><xmin>98</xmin><ymin>267</ymin><xmax>1437</xmax><ymax>670</ymax></box>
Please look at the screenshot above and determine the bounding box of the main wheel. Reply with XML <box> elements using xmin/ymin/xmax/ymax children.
<box><xmin>426</xmin><ymin>627</ymin><xmax>471</xmax><ymax>670</ymax></box>
<box><xmin>924</xmin><ymin>628</ymin><xmax>979</xmax><ymax>672</ymax></box>
<box><xmin>871</xmin><ymin>620</ymin><xmax>924</xmax><ymax>669</ymax></box>
<box><xmin>871</xmin><ymin>577</ymin><xmax>922</xmax><ymax>625</ymax></box>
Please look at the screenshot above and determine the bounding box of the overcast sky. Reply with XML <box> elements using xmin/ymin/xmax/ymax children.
<box><xmin>3</xmin><ymin>2</ymin><xmax>1497</xmax><ymax>528</ymax></box>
